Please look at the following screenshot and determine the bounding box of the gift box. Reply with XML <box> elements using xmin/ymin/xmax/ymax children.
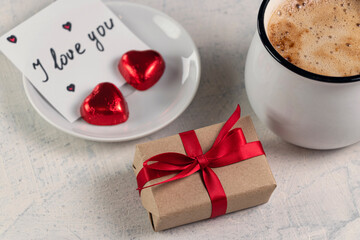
<box><xmin>133</xmin><ymin>106</ymin><xmax>276</xmax><ymax>231</ymax></box>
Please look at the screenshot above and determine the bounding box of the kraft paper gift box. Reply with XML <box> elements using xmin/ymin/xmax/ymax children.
<box><xmin>133</xmin><ymin>110</ymin><xmax>276</xmax><ymax>231</ymax></box>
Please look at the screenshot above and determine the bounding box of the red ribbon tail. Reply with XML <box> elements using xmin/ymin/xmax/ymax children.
<box><xmin>136</xmin><ymin>167</ymin><xmax>177</xmax><ymax>194</ymax></box>
<box><xmin>212</xmin><ymin>105</ymin><xmax>241</xmax><ymax>147</ymax></box>
<box><xmin>137</xmin><ymin>162</ymin><xmax>200</xmax><ymax>192</ymax></box>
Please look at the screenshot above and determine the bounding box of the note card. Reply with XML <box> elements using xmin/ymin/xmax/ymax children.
<box><xmin>0</xmin><ymin>0</ymin><xmax>149</xmax><ymax>122</ymax></box>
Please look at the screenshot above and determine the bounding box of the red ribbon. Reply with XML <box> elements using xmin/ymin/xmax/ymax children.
<box><xmin>136</xmin><ymin>105</ymin><xmax>265</xmax><ymax>218</ymax></box>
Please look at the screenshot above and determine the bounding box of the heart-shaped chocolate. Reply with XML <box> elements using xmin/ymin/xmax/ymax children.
<box><xmin>80</xmin><ymin>82</ymin><xmax>129</xmax><ymax>125</ymax></box>
<box><xmin>118</xmin><ymin>50</ymin><xmax>165</xmax><ymax>91</ymax></box>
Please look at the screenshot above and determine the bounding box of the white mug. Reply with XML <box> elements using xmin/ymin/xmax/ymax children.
<box><xmin>245</xmin><ymin>0</ymin><xmax>360</xmax><ymax>150</ymax></box>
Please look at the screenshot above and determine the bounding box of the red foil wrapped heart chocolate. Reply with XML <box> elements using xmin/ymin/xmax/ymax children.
<box><xmin>118</xmin><ymin>50</ymin><xmax>165</xmax><ymax>91</ymax></box>
<box><xmin>80</xmin><ymin>82</ymin><xmax>129</xmax><ymax>125</ymax></box>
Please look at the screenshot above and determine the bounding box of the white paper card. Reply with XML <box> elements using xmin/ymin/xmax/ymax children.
<box><xmin>0</xmin><ymin>0</ymin><xmax>149</xmax><ymax>122</ymax></box>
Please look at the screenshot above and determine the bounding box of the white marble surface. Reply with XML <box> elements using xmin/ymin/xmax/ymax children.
<box><xmin>1</xmin><ymin>0</ymin><xmax>360</xmax><ymax>239</ymax></box>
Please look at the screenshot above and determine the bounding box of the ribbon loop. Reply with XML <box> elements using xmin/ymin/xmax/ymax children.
<box><xmin>136</xmin><ymin>105</ymin><xmax>265</xmax><ymax>219</ymax></box>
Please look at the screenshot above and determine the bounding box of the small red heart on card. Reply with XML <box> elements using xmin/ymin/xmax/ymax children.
<box><xmin>80</xmin><ymin>82</ymin><xmax>129</xmax><ymax>125</ymax></box>
<box><xmin>7</xmin><ymin>35</ymin><xmax>17</xmax><ymax>43</ymax></box>
<box><xmin>66</xmin><ymin>83</ymin><xmax>75</xmax><ymax>92</ymax></box>
<box><xmin>118</xmin><ymin>50</ymin><xmax>165</xmax><ymax>91</ymax></box>
<box><xmin>62</xmin><ymin>22</ymin><xmax>72</xmax><ymax>31</ymax></box>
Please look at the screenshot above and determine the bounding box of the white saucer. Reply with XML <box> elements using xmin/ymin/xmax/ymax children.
<box><xmin>23</xmin><ymin>1</ymin><xmax>201</xmax><ymax>142</ymax></box>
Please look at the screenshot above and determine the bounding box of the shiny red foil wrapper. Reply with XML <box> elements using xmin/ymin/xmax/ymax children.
<box><xmin>80</xmin><ymin>82</ymin><xmax>129</xmax><ymax>125</ymax></box>
<box><xmin>118</xmin><ymin>50</ymin><xmax>165</xmax><ymax>91</ymax></box>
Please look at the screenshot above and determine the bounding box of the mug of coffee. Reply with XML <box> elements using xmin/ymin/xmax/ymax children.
<box><xmin>245</xmin><ymin>0</ymin><xmax>360</xmax><ymax>149</ymax></box>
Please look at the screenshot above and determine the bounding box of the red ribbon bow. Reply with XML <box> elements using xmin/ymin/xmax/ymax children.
<box><xmin>136</xmin><ymin>105</ymin><xmax>265</xmax><ymax>218</ymax></box>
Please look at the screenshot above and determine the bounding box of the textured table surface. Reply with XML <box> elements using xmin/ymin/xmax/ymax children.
<box><xmin>1</xmin><ymin>0</ymin><xmax>360</xmax><ymax>239</ymax></box>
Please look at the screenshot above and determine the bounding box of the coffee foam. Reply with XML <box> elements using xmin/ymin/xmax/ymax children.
<box><xmin>267</xmin><ymin>0</ymin><xmax>360</xmax><ymax>77</ymax></box>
